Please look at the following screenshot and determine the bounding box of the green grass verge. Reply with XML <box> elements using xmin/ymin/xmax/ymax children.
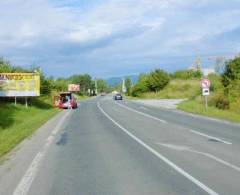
<box><xmin>74</xmin><ymin>94</ymin><xmax>92</xmax><ymax>101</ymax></box>
<box><xmin>0</xmin><ymin>97</ymin><xmax>60</xmax><ymax>158</ymax></box>
<box><xmin>133</xmin><ymin>79</ymin><xmax>201</xmax><ymax>99</ymax></box>
<box><xmin>178</xmin><ymin>99</ymin><xmax>240</xmax><ymax>123</ymax></box>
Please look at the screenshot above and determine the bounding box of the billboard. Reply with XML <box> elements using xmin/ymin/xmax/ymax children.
<box><xmin>0</xmin><ymin>73</ymin><xmax>40</xmax><ymax>97</ymax></box>
<box><xmin>68</xmin><ymin>84</ymin><xmax>80</xmax><ymax>92</ymax></box>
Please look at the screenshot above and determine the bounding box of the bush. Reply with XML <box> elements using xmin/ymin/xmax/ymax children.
<box><xmin>222</xmin><ymin>56</ymin><xmax>240</xmax><ymax>88</ymax></box>
<box><xmin>131</xmin><ymin>74</ymin><xmax>149</xmax><ymax>97</ymax></box>
<box><xmin>214</xmin><ymin>95</ymin><xmax>230</xmax><ymax>110</ymax></box>
<box><xmin>146</xmin><ymin>69</ymin><xmax>170</xmax><ymax>92</ymax></box>
<box><xmin>207</xmin><ymin>73</ymin><xmax>223</xmax><ymax>93</ymax></box>
<box><xmin>172</xmin><ymin>70</ymin><xmax>202</xmax><ymax>80</ymax></box>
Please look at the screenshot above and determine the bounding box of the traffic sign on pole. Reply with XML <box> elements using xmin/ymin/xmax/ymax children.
<box><xmin>201</xmin><ymin>79</ymin><xmax>211</xmax><ymax>89</ymax></box>
<box><xmin>201</xmin><ymin>79</ymin><xmax>211</xmax><ymax>110</ymax></box>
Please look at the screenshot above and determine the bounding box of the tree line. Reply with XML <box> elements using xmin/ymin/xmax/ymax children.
<box><xmin>0</xmin><ymin>58</ymin><xmax>109</xmax><ymax>96</ymax></box>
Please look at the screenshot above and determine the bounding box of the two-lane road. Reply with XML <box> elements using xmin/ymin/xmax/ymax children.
<box><xmin>1</xmin><ymin>96</ymin><xmax>240</xmax><ymax>195</ymax></box>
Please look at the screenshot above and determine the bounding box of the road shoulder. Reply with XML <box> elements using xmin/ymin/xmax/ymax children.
<box><xmin>0</xmin><ymin>110</ymin><xmax>71</xmax><ymax>195</ymax></box>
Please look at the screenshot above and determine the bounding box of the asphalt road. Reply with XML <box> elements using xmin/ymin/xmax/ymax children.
<box><xmin>1</xmin><ymin>96</ymin><xmax>240</xmax><ymax>195</ymax></box>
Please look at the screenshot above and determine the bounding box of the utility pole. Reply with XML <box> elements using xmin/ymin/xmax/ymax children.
<box><xmin>195</xmin><ymin>49</ymin><xmax>202</xmax><ymax>72</ymax></box>
<box><xmin>122</xmin><ymin>78</ymin><xmax>126</xmax><ymax>93</ymax></box>
<box><xmin>95</xmin><ymin>79</ymin><xmax>98</xmax><ymax>95</ymax></box>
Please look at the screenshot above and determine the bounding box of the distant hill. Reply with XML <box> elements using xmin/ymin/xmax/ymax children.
<box><xmin>106</xmin><ymin>75</ymin><xmax>139</xmax><ymax>86</ymax></box>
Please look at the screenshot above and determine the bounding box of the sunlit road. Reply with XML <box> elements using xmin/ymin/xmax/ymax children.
<box><xmin>1</xmin><ymin>96</ymin><xmax>240</xmax><ymax>195</ymax></box>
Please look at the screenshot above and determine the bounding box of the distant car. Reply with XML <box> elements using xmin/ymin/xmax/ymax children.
<box><xmin>59</xmin><ymin>92</ymin><xmax>78</xmax><ymax>109</ymax></box>
<box><xmin>100</xmin><ymin>92</ymin><xmax>107</xmax><ymax>96</ymax></box>
<box><xmin>114</xmin><ymin>93</ymin><xmax>123</xmax><ymax>100</ymax></box>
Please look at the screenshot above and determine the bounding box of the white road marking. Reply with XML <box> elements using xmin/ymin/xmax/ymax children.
<box><xmin>98</xmin><ymin>101</ymin><xmax>219</xmax><ymax>195</ymax></box>
<box><xmin>13</xmin><ymin>111</ymin><xmax>71</xmax><ymax>195</ymax></box>
<box><xmin>118</xmin><ymin>101</ymin><xmax>232</xmax><ymax>146</ymax></box>
<box><xmin>115</xmin><ymin>101</ymin><xmax>167</xmax><ymax>124</ymax></box>
<box><xmin>157</xmin><ymin>143</ymin><xmax>240</xmax><ymax>172</ymax></box>
<box><xmin>190</xmin><ymin>130</ymin><xmax>232</xmax><ymax>145</ymax></box>
<box><xmin>139</xmin><ymin>106</ymin><xmax>148</xmax><ymax>110</ymax></box>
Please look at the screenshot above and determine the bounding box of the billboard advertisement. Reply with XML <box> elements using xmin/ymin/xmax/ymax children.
<box><xmin>0</xmin><ymin>73</ymin><xmax>40</xmax><ymax>97</ymax></box>
<box><xmin>68</xmin><ymin>84</ymin><xmax>80</xmax><ymax>92</ymax></box>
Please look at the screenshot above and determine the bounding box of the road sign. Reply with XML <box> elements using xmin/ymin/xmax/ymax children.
<box><xmin>201</xmin><ymin>79</ymin><xmax>211</xmax><ymax>89</ymax></box>
<box><xmin>202</xmin><ymin>88</ymin><xmax>210</xmax><ymax>96</ymax></box>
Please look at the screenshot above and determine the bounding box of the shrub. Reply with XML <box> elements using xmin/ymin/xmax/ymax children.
<box><xmin>222</xmin><ymin>56</ymin><xmax>240</xmax><ymax>88</ymax></box>
<box><xmin>214</xmin><ymin>95</ymin><xmax>230</xmax><ymax>110</ymax></box>
<box><xmin>207</xmin><ymin>73</ymin><xmax>223</xmax><ymax>93</ymax></box>
<box><xmin>146</xmin><ymin>69</ymin><xmax>170</xmax><ymax>92</ymax></box>
<box><xmin>172</xmin><ymin>69</ymin><xmax>202</xmax><ymax>80</ymax></box>
<box><xmin>131</xmin><ymin>74</ymin><xmax>149</xmax><ymax>97</ymax></box>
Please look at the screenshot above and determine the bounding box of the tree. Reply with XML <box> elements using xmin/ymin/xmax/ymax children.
<box><xmin>146</xmin><ymin>69</ymin><xmax>170</xmax><ymax>92</ymax></box>
<box><xmin>97</xmin><ymin>79</ymin><xmax>108</xmax><ymax>93</ymax></box>
<box><xmin>131</xmin><ymin>74</ymin><xmax>149</xmax><ymax>97</ymax></box>
<box><xmin>53</xmin><ymin>78</ymin><xmax>68</xmax><ymax>92</ymax></box>
<box><xmin>69</xmin><ymin>74</ymin><xmax>92</xmax><ymax>95</ymax></box>
<box><xmin>0</xmin><ymin>58</ymin><xmax>12</xmax><ymax>73</ymax></box>
<box><xmin>222</xmin><ymin>56</ymin><xmax>240</xmax><ymax>88</ymax></box>
<box><xmin>125</xmin><ymin>77</ymin><xmax>132</xmax><ymax>96</ymax></box>
<box><xmin>40</xmin><ymin>73</ymin><xmax>52</xmax><ymax>95</ymax></box>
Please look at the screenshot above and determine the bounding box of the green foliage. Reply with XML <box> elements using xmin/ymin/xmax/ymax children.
<box><xmin>125</xmin><ymin>77</ymin><xmax>132</xmax><ymax>96</ymax></box>
<box><xmin>132</xmin><ymin>70</ymin><xmax>170</xmax><ymax>96</ymax></box>
<box><xmin>213</xmin><ymin>94</ymin><xmax>230</xmax><ymax>110</ymax></box>
<box><xmin>0</xmin><ymin>58</ymin><xmax>12</xmax><ymax>73</ymax></box>
<box><xmin>146</xmin><ymin>69</ymin><xmax>170</xmax><ymax>92</ymax></box>
<box><xmin>222</xmin><ymin>56</ymin><xmax>240</xmax><ymax>88</ymax></box>
<box><xmin>97</xmin><ymin>79</ymin><xmax>108</xmax><ymax>93</ymax></box>
<box><xmin>132</xmin><ymin>74</ymin><xmax>149</xmax><ymax>97</ymax></box>
<box><xmin>0</xmin><ymin>98</ymin><xmax>59</xmax><ymax>158</ymax></box>
<box><xmin>207</xmin><ymin>73</ymin><xmax>223</xmax><ymax>93</ymax></box>
<box><xmin>52</xmin><ymin>78</ymin><xmax>68</xmax><ymax>92</ymax></box>
<box><xmin>178</xmin><ymin>100</ymin><xmax>240</xmax><ymax>122</ymax></box>
<box><xmin>171</xmin><ymin>69</ymin><xmax>202</xmax><ymax>80</ymax></box>
<box><xmin>69</xmin><ymin>74</ymin><xmax>93</xmax><ymax>95</ymax></box>
<box><xmin>40</xmin><ymin>74</ymin><xmax>52</xmax><ymax>95</ymax></box>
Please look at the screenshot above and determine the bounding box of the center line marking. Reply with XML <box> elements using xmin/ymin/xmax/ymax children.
<box><xmin>115</xmin><ymin>101</ymin><xmax>167</xmax><ymax>124</ymax></box>
<box><xmin>98</xmin><ymin>101</ymin><xmax>218</xmax><ymax>195</ymax></box>
<box><xmin>190</xmin><ymin>130</ymin><xmax>232</xmax><ymax>145</ymax></box>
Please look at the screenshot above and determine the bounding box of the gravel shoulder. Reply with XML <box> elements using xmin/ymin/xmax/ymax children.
<box><xmin>133</xmin><ymin>99</ymin><xmax>185</xmax><ymax>109</ymax></box>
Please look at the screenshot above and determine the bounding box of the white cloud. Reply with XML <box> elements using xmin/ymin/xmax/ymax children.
<box><xmin>0</xmin><ymin>0</ymin><xmax>240</xmax><ymax>76</ymax></box>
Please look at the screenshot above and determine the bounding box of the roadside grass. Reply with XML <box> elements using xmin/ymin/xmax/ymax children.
<box><xmin>133</xmin><ymin>79</ymin><xmax>200</xmax><ymax>99</ymax></box>
<box><xmin>74</xmin><ymin>94</ymin><xmax>92</xmax><ymax>101</ymax></box>
<box><xmin>178</xmin><ymin>99</ymin><xmax>240</xmax><ymax>123</ymax></box>
<box><xmin>0</xmin><ymin>97</ymin><xmax>60</xmax><ymax>158</ymax></box>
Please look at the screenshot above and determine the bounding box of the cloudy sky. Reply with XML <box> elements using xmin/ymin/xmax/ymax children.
<box><xmin>1</xmin><ymin>0</ymin><xmax>240</xmax><ymax>78</ymax></box>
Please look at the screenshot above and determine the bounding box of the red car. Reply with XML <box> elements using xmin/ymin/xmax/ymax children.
<box><xmin>58</xmin><ymin>92</ymin><xmax>78</xmax><ymax>109</ymax></box>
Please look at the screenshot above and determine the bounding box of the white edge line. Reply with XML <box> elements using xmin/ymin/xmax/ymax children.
<box><xmin>13</xmin><ymin>110</ymin><xmax>71</xmax><ymax>195</ymax></box>
<box><xmin>115</xmin><ymin>101</ymin><xmax>167</xmax><ymax>124</ymax></box>
<box><xmin>97</xmin><ymin>101</ymin><xmax>219</xmax><ymax>195</ymax></box>
<box><xmin>190</xmin><ymin>130</ymin><xmax>232</xmax><ymax>145</ymax></box>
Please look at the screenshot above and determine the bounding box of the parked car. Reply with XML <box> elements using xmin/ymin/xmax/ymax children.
<box><xmin>58</xmin><ymin>92</ymin><xmax>78</xmax><ymax>109</ymax></box>
<box><xmin>114</xmin><ymin>93</ymin><xmax>123</xmax><ymax>100</ymax></box>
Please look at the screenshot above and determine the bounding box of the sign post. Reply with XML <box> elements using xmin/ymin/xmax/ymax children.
<box><xmin>201</xmin><ymin>79</ymin><xmax>211</xmax><ymax>110</ymax></box>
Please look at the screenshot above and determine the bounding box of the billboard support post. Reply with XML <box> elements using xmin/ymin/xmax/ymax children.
<box><xmin>25</xmin><ymin>97</ymin><xmax>28</xmax><ymax>108</ymax></box>
<box><xmin>15</xmin><ymin>97</ymin><xmax>17</xmax><ymax>106</ymax></box>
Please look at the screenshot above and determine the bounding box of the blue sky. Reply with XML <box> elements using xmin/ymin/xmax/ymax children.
<box><xmin>0</xmin><ymin>0</ymin><xmax>240</xmax><ymax>78</ymax></box>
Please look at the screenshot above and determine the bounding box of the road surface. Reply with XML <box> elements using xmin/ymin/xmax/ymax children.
<box><xmin>0</xmin><ymin>96</ymin><xmax>240</xmax><ymax>195</ymax></box>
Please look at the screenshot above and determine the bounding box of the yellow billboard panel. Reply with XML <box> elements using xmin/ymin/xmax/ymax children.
<box><xmin>0</xmin><ymin>73</ymin><xmax>40</xmax><ymax>97</ymax></box>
